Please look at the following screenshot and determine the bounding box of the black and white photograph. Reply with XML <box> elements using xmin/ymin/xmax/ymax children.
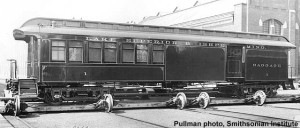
<box><xmin>1</xmin><ymin>0</ymin><xmax>300</xmax><ymax>127</ymax></box>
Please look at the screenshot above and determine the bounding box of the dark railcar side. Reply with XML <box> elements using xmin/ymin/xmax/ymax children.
<box><xmin>42</xmin><ymin>64</ymin><xmax>164</xmax><ymax>82</ymax></box>
<box><xmin>166</xmin><ymin>46</ymin><xmax>226</xmax><ymax>81</ymax></box>
<box><xmin>245</xmin><ymin>49</ymin><xmax>288</xmax><ymax>81</ymax></box>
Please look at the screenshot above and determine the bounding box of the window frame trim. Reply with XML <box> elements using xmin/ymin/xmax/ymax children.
<box><xmin>262</xmin><ymin>19</ymin><xmax>282</xmax><ymax>35</ymax></box>
<box><xmin>152</xmin><ymin>44</ymin><xmax>165</xmax><ymax>64</ymax></box>
<box><xmin>50</xmin><ymin>40</ymin><xmax>66</xmax><ymax>62</ymax></box>
<box><xmin>136</xmin><ymin>43</ymin><xmax>149</xmax><ymax>64</ymax></box>
<box><xmin>122</xmin><ymin>43</ymin><xmax>135</xmax><ymax>63</ymax></box>
<box><xmin>67</xmin><ymin>40</ymin><xmax>84</xmax><ymax>63</ymax></box>
<box><xmin>103</xmin><ymin>42</ymin><xmax>118</xmax><ymax>63</ymax></box>
<box><xmin>88</xmin><ymin>41</ymin><xmax>103</xmax><ymax>63</ymax></box>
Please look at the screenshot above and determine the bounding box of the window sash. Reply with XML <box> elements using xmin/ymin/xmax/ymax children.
<box><xmin>89</xmin><ymin>42</ymin><xmax>102</xmax><ymax>62</ymax></box>
<box><xmin>153</xmin><ymin>44</ymin><xmax>164</xmax><ymax>50</ymax></box>
<box><xmin>89</xmin><ymin>42</ymin><xmax>102</xmax><ymax>48</ymax></box>
<box><xmin>153</xmin><ymin>51</ymin><xmax>164</xmax><ymax>64</ymax></box>
<box><xmin>52</xmin><ymin>41</ymin><xmax>65</xmax><ymax>47</ymax></box>
<box><xmin>263</xmin><ymin>21</ymin><xmax>270</xmax><ymax>34</ymax></box>
<box><xmin>152</xmin><ymin>44</ymin><xmax>164</xmax><ymax>64</ymax></box>
<box><xmin>89</xmin><ymin>48</ymin><xmax>102</xmax><ymax>62</ymax></box>
<box><xmin>68</xmin><ymin>41</ymin><xmax>83</xmax><ymax>62</ymax></box>
<box><xmin>136</xmin><ymin>44</ymin><xmax>148</xmax><ymax>63</ymax></box>
<box><xmin>69</xmin><ymin>48</ymin><xmax>82</xmax><ymax>61</ymax></box>
<box><xmin>274</xmin><ymin>20</ymin><xmax>281</xmax><ymax>35</ymax></box>
<box><xmin>262</xmin><ymin>19</ymin><xmax>282</xmax><ymax>35</ymax></box>
<box><xmin>51</xmin><ymin>41</ymin><xmax>66</xmax><ymax>61</ymax></box>
<box><xmin>122</xmin><ymin>43</ymin><xmax>134</xmax><ymax>63</ymax></box>
<box><xmin>105</xmin><ymin>43</ymin><xmax>117</xmax><ymax>48</ymax></box>
<box><xmin>104</xmin><ymin>43</ymin><xmax>117</xmax><ymax>63</ymax></box>
<box><xmin>123</xmin><ymin>43</ymin><xmax>134</xmax><ymax>49</ymax></box>
<box><xmin>69</xmin><ymin>42</ymin><xmax>82</xmax><ymax>47</ymax></box>
<box><xmin>104</xmin><ymin>49</ymin><xmax>117</xmax><ymax>63</ymax></box>
<box><xmin>137</xmin><ymin>44</ymin><xmax>147</xmax><ymax>50</ymax></box>
<box><xmin>123</xmin><ymin>49</ymin><xmax>134</xmax><ymax>63</ymax></box>
<box><xmin>52</xmin><ymin>47</ymin><xmax>65</xmax><ymax>61</ymax></box>
<box><xmin>137</xmin><ymin>50</ymin><xmax>148</xmax><ymax>63</ymax></box>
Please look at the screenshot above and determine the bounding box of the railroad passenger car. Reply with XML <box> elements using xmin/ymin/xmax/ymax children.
<box><xmin>10</xmin><ymin>17</ymin><xmax>295</xmax><ymax>104</ymax></box>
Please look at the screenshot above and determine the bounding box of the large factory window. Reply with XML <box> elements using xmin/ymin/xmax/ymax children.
<box><xmin>263</xmin><ymin>19</ymin><xmax>282</xmax><ymax>35</ymax></box>
<box><xmin>89</xmin><ymin>42</ymin><xmax>102</xmax><ymax>62</ymax></box>
<box><xmin>69</xmin><ymin>41</ymin><xmax>83</xmax><ymax>62</ymax></box>
<box><xmin>104</xmin><ymin>42</ymin><xmax>117</xmax><ymax>63</ymax></box>
<box><xmin>122</xmin><ymin>43</ymin><xmax>134</xmax><ymax>63</ymax></box>
<box><xmin>136</xmin><ymin>44</ymin><xmax>148</xmax><ymax>63</ymax></box>
<box><xmin>152</xmin><ymin>44</ymin><xmax>164</xmax><ymax>64</ymax></box>
<box><xmin>51</xmin><ymin>40</ymin><xmax>66</xmax><ymax>61</ymax></box>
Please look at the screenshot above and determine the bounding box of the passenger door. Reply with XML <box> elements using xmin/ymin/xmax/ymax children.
<box><xmin>226</xmin><ymin>46</ymin><xmax>243</xmax><ymax>78</ymax></box>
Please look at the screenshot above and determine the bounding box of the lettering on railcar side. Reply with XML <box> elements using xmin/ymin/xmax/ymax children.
<box><xmin>246</xmin><ymin>45</ymin><xmax>266</xmax><ymax>49</ymax></box>
<box><xmin>252</xmin><ymin>63</ymin><xmax>282</xmax><ymax>68</ymax></box>
<box><xmin>86</xmin><ymin>37</ymin><xmax>116</xmax><ymax>42</ymax></box>
<box><xmin>86</xmin><ymin>36</ymin><xmax>226</xmax><ymax>47</ymax></box>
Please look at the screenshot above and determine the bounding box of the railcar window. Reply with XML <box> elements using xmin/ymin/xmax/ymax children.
<box><xmin>104</xmin><ymin>43</ymin><xmax>117</xmax><ymax>63</ymax></box>
<box><xmin>153</xmin><ymin>44</ymin><xmax>164</xmax><ymax>64</ymax></box>
<box><xmin>51</xmin><ymin>41</ymin><xmax>66</xmax><ymax>61</ymax></box>
<box><xmin>136</xmin><ymin>44</ymin><xmax>148</xmax><ymax>63</ymax></box>
<box><xmin>89</xmin><ymin>42</ymin><xmax>102</xmax><ymax>62</ymax></box>
<box><xmin>69</xmin><ymin>41</ymin><xmax>83</xmax><ymax>62</ymax></box>
<box><xmin>122</xmin><ymin>43</ymin><xmax>134</xmax><ymax>63</ymax></box>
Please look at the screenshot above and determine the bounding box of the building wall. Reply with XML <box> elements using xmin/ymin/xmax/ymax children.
<box><xmin>246</xmin><ymin>0</ymin><xmax>299</xmax><ymax>79</ymax></box>
<box><xmin>140</xmin><ymin>0</ymin><xmax>300</xmax><ymax>80</ymax></box>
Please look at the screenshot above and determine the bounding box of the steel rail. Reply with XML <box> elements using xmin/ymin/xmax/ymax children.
<box><xmin>264</xmin><ymin>104</ymin><xmax>300</xmax><ymax>111</ymax></box>
<box><xmin>4</xmin><ymin>115</ymin><xmax>34</xmax><ymax>128</ymax></box>
<box><xmin>183</xmin><ymin>108</ymin><xmax>294</xmax><ymax>127</ymax></box>
<box><xmin>114</xmin><ymin>114</ymin><xmax>169</xmax><ymax>128</ymax></box>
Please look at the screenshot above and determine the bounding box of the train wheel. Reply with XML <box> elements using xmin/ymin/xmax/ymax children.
<box><xmin>254</xmin><ymin>90</ymin><xmax>266</xmax><ymax>106</ymax></box>
<box><xmin>198</xmin><ymin>92</ymin><xmax>210</xmax><ymax>109</ymax></box>
<box><xmin>14</xmin><ymin>95</ymin><xmax>20</xmax><ymax>116</ymax></box>
<box><xmin>104</xmin><ymin>94</ymin><xmax>113</xmax><ymax>113</ymax></box>
<box><xmin>175</xmin><ymin>92</ymin><xmax>187</xmax><ymax>110</ymax></box>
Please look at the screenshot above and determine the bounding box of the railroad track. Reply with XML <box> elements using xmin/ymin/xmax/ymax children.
<box><xmin>114</xmin><ymin>113</ymin><xmax>169</xmax><ymax>128</ymax></box>
<box><xmin>112</xmin><ymin>105</ymin><xmax>298</xmax><ymax>128</ymax></box>
<box><xmin>3</xmin><ymin>115</ymin><xmax>34</xmax><ymax>128</ymax></box>
<box><xmin>3</xmin><ymin>102</ymin><xmax>299</xmax><ymax>128</ymax></box>
<box><xmin>183</xmin><ymin>107</ymin><xmax>296</xmax><ymax>127</ymax></box>
<box><xmin>264</xmin><ymin>104</ymin><xmax>300</xmax><ymax>111</ymax></box>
